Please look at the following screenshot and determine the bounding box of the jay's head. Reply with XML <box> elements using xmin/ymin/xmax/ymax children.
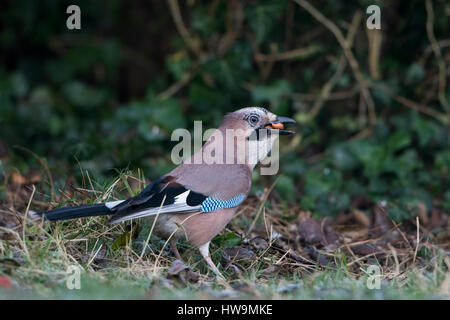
<box><xmin>210</xmin><ymin>107</ymin><xmax>295</xmax><ymax>166</ymax></box>
<box><xmin>221</xmin><ymin>106</ymin><xmax>295</xmax><ymax>137</ymax></box>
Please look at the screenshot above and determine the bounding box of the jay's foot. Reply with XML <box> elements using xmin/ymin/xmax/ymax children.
<box><xmin>198</xmin><ymin>241</ymin><xmax>225</xmax><ymax>280</ymax></box>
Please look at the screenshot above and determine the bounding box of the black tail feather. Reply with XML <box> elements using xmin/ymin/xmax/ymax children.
<box><xmin>40</xmin><ymin>203</ymin><xmax>112</xmax><ymax>221</ymax></box>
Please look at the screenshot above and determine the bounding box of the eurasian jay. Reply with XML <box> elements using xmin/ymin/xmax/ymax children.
<box><xmin>35</xmin><ymin>107</ymin><xmax>295</xmax><ymax>278</ymax></box>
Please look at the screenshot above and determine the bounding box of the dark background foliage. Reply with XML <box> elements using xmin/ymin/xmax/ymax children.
<box><xmin>0</xmin><ymin>0</ymin><xmax>449</xmax><ymax>221</ymax></box>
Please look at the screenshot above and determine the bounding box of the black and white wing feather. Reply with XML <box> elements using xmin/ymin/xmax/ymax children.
<box><xmin>107</xmin><ymin>175</ymin><xmax>207</xmax><ymax>224</ymax></box>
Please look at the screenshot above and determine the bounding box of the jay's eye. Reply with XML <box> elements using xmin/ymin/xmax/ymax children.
<box><xmin>248</xmin><ymin>115</ymin><xmax>260</xmax><ymax>126</ymax></box>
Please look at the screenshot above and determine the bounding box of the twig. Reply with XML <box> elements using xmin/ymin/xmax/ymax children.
<box><xmin>157</xmin><ymin>66</ymin><xmax>198</xmax><ymax>100</ymax></box>
<box><xmin>153</xmin><ymin>211</ymin><xmax>202</xmax><ymax>275</ymax></box>
<box><xmin>370</xmin><ymin>83</ymin><xmax>448</xmax><ymax>123</ymax></box>
<box><xmin>293</xmin><ymin>0</ymin><xmax>377</xmax><ymax>126</ymax></box>
<box><xmin>246</xmin><ymin>179</ymin><xmax>278</xmax><ymax>236</ymax></box>
<box><xmin>22</xmin><ymin>185</ymin><xmax>36</xmax><ymax>267</ymax></box>
<box><xmin>291</xmin><ymin>88</ymin><xmax>358</xmax><ymax>101</ymax></box>
<box><xmin>307</xmin><ymin>55</ymin><xmax>346</xmax><ymax>119</ymax></box>
<box><xmin>167</xmin><ymin>0</ymin><xmax>204</xmax><ymax>59</ymax></box>
<box><xmin>217</xmin><ymin>0</ymin><xmax>244</xmax><ymax>56</ymax></box>
<box><xmin>139</xmin><ymin>195</ymin><xmax>166</xmax><ymax>262</ymax></box>
<box><xmin>413</xmin><ymin>216</ymin><xmax>420</xmax><ymax>264</ymax></box>
<box><xmin>348</xmin><ymin>252</ymin><xmax>379</xmax><ymax>267</ymax></box>
<box><xmin>298</xmin><ymin>10</ymin><xmax>362</xmax><ymax>120</ymax></box>
<box><xmin>425</xmin><ymin>0</ymin><xmax>450</xmax><ymax>123</ymax></box>
<box><xmin>254</xmin><ymin>45</ymin><xmax>320</xmax><ymax>62</ymax></box>
<box><xmin>366</xmin><ymin>28</ymin><xmax>382</xmax><ymax>80</ymax></box>
<box><xmin>420</xmin><ymin>39</ymin><xmax>450</xmax><ymax>64</ymax></box>
<box><xmin>275</xmin><ymin>248</ymin><xmax>291</xmax><ymax>265</ymax></box>
<box><xmin>307</xmin><ymin>11</ymin><xmax>361</xmax><ymax>120</ymax></box>
<box><xmin>100</xmin><ymin>178</ymin><xmax>121</xmax><ymax>202</ymax></box>
<box><xmin>87</xmin><ymin>242</ymin><xmax>103</xmax><ymax>267</ymax></box>
<box><xmin>248</xmin><ymin>33</ymin><xmax>275</xmax><ymax>81</ymax></box>
<box><xmin>388</xmin><ymin>243</ymin><xmax>400</xmax><ymax>276</ymax></box>
<box><xmin>85</xmin><ymin>170</ymin><xmax>95</xmax><ymax>194</ymax></box>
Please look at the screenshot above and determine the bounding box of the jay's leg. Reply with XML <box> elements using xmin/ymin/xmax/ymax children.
<box><xmin>198</xmin><ymin>241</ymin><xmax>225</xmax><ymax>279</ymax></box>
<box><xmin>169</xmin><ymin>238</ymin><xmax>182</xmax><ymax>261</ymax></box>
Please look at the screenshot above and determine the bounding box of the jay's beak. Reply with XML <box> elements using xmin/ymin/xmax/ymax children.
<box><xmin>264</xmin><ymin>116</ymin><xmax>296</xmax><ymax>135</ymax></box>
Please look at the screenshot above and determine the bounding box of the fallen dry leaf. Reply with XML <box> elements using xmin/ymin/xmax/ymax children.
<box><xmin>167</xmin><ymin>259</ymin><xmax>199</xmax><ymax>284</ymax></box>
<box><xmin>430</xmin><ymin>208</ymin><xmax>448</xmax><ymax>229</ymax></box>
<box><xmin>349</xmin><ymin>243</ymin><xmax>383</xmax><ymax>257</ymax></box>
<box><xmin>333</xmin><ymin>225</ymin><xmax>368</xmax><ymax>242</ymax></box>
<box><xmin>296</xmin><ymin>210</ymin><xmax>312</xmax><ymax>223</ymax></box>
<box><xmin>414</xmin><ymin>201</ymin><xmax>429</xmax><ymax>225</ymax></box>
<box><xmin>298</xmin><ymin>218</ymin><xmax>326</xmax><ymax>247</ymax></box>
<box><xmin>277</xmin><ymin>283</ymin><xmax>302</xmax><ymax>293</ymax></box>
<box><xmin>259</xmin><ymin>264</ymin><xmax>280</xmax><ymax>277</ymax></box>
<box><xmin>10</xmin><ymin>171</ymin><xmax>41</xmax><ymax>186</ymax></box>
<box><xmin>222</xmin><ymin>246</ymin><xmax>256</xmax><ymax>264</ymax></box>
<box><xmin>224</xmin><ymin>263</ymin><xmax>243</xmax><ymax>277</ymax></box>
<box><xmin>304</xmin><ymin>247</ymin><xmax>332</xmax><ymax>267</ymax></box>
<box><xmin>352</xmin><ymin>209</ymin><xmax>371</xmax><ymax>227</ymax></box>
<box><xmin>322</xmin><ymin>222</ymin><xmax>339</xmax><ymax>244</ymax></box>
<box><xmin>11</xmin><ymin>172</ymin><xmax>27</xmax><ymax>185</ymax></box>
<box><xmin>249</xmin><ymin>236</ymin><xmax>269</xmax><ymax>251</ymax></box>
<box><xmin>371</xmin><ymin>203</ymin><xmax>402</xmax><ymax>244</ymax></box>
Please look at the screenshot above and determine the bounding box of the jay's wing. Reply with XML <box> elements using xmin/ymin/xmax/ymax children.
<box><xmin>108</xmin><ymin>176</ymin><xmax>207</xmax><ymax>224</ymax></box>
<box><xmin>108</xmin><ymin>164</ymin><xmax>249</xmax><ymax>224</ymax></box>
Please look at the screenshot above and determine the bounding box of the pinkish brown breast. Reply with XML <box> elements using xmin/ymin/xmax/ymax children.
<box><xmin>170</xmin><ymin>208</ymin><xmax>237</xmax><ymax>247</ymax></box>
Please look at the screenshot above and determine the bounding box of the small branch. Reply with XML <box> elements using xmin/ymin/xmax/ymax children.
<box><xmin>248</xmin><ymin>33</ymin><xmax>275</xmax><ymax>81</ymax></box>
<box><xmin>425</xmin><ymin>0</ymin><xmax>450</xmax><ymax>123</ymax></box>
<box><xmin>167</xmin><ymin>0</ymin><xmax>204</xmax><ymax>59</ymax></box>
<box><xmin>366</xmin><ymin>28</ymin><xmax>382</xmax><ymax>80</ymax></box>
<box><xmin>293</xmin><ymin>0</ymin><xmax>377</xmax><ymax>126</ymax></box>
<box><xmin>254</xmin><ymin>45</ymin><xmax>320</xmax><ymax>62</ymax></box>
<box><xmin>413</xmin><ymin>216</ymin><xmax>420</xmax><ymax>264</ymax></box>
<box><xmin>307</xmin><ymin>11</ymin><xmax>362</xmax><ymax>119</ymax></box>
<box><xmin>157</xmin><ymin>65</ymin><xmax>198</xmax><ymax>100</ymax></box>
<box><xmin>290</xmin><ymin>88</ymin><xmax>358</xmax><ymax>101</ymax></box>
<box><xmin>217</xmin><ymin>0</ymin><xmax>244</xmax><ymax>56</ymax></box>
<box><xmin>419</xmin><ymin>39</ymin><xmax>450</xmax><ymax>64</ymax></box>
<box><xmin>307</xmin><ymin>55</ymin><xmax>347</xmax><ymax>119</ymax></box>
<box><xmin>371</xmin><ymin>83</ymin><xmax>448</xmax><ymax>123</ymax></box>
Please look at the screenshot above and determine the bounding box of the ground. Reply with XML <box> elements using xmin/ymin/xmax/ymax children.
<box><xmin>0</xmin><ymin>171</ymin><xmax>449</xmax><ymax>299</ymax></box>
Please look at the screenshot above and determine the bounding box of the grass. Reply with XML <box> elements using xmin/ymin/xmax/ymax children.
<box><xmin>0</xmin><ymin>170</ymin><xmax>449</xmax><ymax>299</ymax></box>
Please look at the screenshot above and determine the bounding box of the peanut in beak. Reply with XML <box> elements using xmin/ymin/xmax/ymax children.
<box><xmin>265</xmin><ymin>122</ymin><xmax>284</xmax><ymax>130</ymax></box>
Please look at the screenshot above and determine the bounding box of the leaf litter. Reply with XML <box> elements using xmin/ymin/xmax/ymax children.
<box><xmin>0</xmin><ymin>171</ymin><xmax>449</xmax><ymax>298</ymax></box>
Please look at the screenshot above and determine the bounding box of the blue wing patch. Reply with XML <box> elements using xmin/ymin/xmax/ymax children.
<box><xmin>200</xmin><ymin>193</ymin><xmax>246</xmax><ymax>213</ymax></box>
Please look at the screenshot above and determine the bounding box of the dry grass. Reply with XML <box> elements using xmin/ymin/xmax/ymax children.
<box><xmin>0</xmin><ymin>169</ymin><xmax>449</xmax><ymax>299</ymax></box>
